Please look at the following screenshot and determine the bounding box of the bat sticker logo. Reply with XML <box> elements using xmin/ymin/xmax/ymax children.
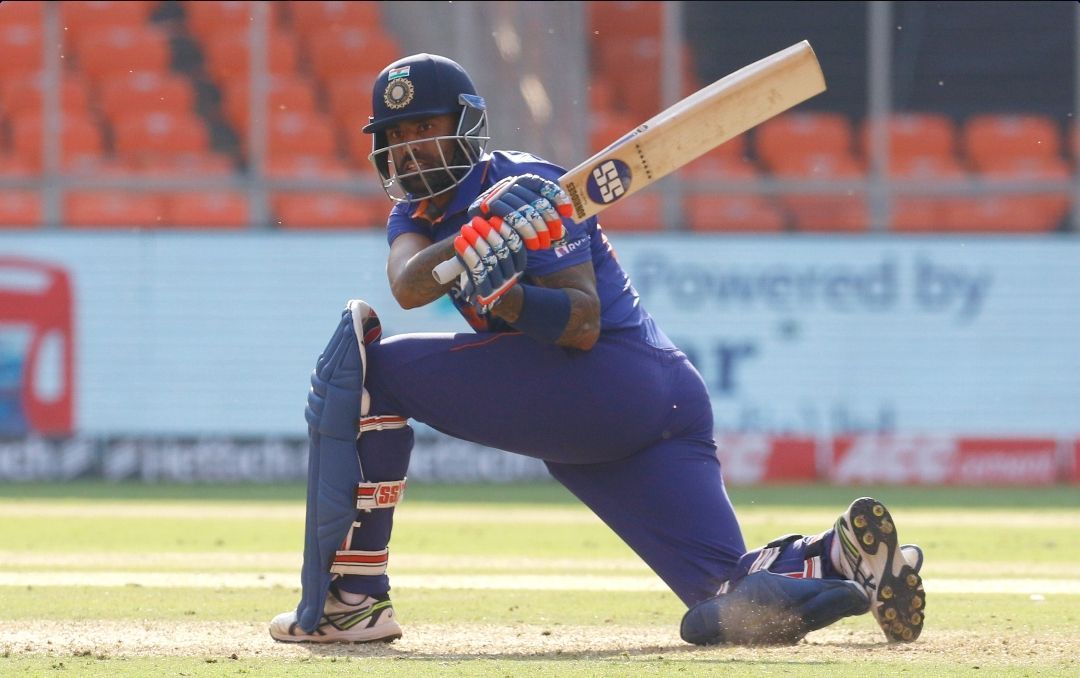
<box><xmin>586</xmin><ymin>159</ymin><xmax>632</xmax><ymax>205</ymax></box>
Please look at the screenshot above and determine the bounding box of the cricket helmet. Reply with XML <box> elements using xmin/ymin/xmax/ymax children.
<box><xmin>364</xmin><ymin>53</ymin><xmax>489</xmax><ymax>202</ymax></box>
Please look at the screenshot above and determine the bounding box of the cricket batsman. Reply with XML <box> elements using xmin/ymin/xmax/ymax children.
<box><xmin>269</xmin><ymin>53</ymin><xmax>926</xmax><ymax>646</ymax></box>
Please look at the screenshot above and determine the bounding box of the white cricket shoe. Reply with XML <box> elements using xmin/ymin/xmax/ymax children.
<box><xmin>834</xmin><ymin>497</ymin><xmax>925</xmax><ymax>642</ymax></box>
<box><xmin>269</xmin><ymin>589</ymin><xmax>402</xmax><ymax>643</ymax></box>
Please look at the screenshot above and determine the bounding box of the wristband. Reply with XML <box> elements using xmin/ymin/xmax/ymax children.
<box><xmin>512</xmin><ymin>284</ymin><xmax>572</xmax><ymax>344</ymax></box>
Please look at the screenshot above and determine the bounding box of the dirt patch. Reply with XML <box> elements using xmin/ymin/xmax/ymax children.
<box><xmin>1</xmin><ymin>620</ymin><xmax>1076</xmax><ymax>667</ymax></box>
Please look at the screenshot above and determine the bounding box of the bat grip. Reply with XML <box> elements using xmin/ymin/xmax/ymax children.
<box><xmin>433</xmin><ymin>257</ymin><xmax>464</xmax><ymax>284</ymax></box>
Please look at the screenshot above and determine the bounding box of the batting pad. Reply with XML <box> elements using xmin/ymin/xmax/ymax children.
<box><xmin>680</xmin><ymin>571</ymin><xmax>870</xmax><ymax>646</ymax></box>
<box><xmin>296</xmin><ymin>308</ymin><xmax>367</xmax><ymax>633</ymax></box>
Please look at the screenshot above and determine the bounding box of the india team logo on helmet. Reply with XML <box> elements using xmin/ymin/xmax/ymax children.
<box><xmin>383</xmin><ymin>66</ymin><xmax>415</xmax><ymax>110</ymax></box>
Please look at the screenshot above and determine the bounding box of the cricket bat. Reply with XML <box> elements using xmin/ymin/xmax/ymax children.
<box><xmin>433</xmin><ymin>40</ymin><xmax>826</xmax><ymax>284</ymax></box>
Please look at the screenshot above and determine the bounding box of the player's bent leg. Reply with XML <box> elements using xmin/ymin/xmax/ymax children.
<box><xmin>680</xmin><ymin>570</ymin><xmax>870</xmax><ymax>645</ymax></box>
<box><xmin>273</xmin><ymin>300</ymin><xmax>411</xmax><ymax>643</ymax></box>
<box><xmin>833</xmin><ymin>497</ymin><xmax>925</xmax><ymax>642</ymax></box>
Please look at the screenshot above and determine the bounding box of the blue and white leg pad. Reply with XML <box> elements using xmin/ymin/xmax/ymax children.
<box><xmin>680</xmin><ymin>570</ymin><xmax>870</xmax><ymax>646</ymax></box>
<box><xmin>296</xmin><ymin>300</ymin><xmax>396</xmax><ymax>632</ymax></box>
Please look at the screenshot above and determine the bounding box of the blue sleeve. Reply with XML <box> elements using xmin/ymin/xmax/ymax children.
<box><xmin>386</xmin><ymin>202</ymin><xmax>424</xmax><ymax>246</ymax></box>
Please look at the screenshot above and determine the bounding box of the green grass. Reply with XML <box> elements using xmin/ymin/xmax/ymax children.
<box><xmin>2</xmin><ymin>482</ymin><xmax>1079</xmax><ymax>676</ymax></box>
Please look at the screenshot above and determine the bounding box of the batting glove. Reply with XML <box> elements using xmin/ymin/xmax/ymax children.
<box><xmin>454</xmin><ymin>215</ymin><xmax>527</xmax><ymax>313</ymax></box>
<box><xmin>468</xmin><ymin>174</ymin><xmax>574</xmax><ymax>250</ymax></box>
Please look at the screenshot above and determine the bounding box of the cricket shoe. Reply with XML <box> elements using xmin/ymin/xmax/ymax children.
<box><xmin>833</xmin><ymin>497</ymin><xmax>925</xmax><ymax>642</ymax></box>
<box><xmin>269</xmin><ymin>589</ymin><xmax>402</xmax><ymax>643</ymax></box>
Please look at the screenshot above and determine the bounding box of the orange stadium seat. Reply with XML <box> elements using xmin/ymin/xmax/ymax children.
<box><xmin>288</xmin><ymin>1</ymin><xmax>382</xmax><ymax>36</ymax></box>
<box><xmin>595</xmin><ymin>38</ymin><xmax>699</xmax><ymax>119</ymax></box>
<box><xmin>0</xmin><ymin>75</ymin><xmax>92</xmax><ymax>118</ymax></box>
<box><xmin>755</xmin><ymin>112</ymin><xmax>855</xmax><ymax>171</ymax></box>
<box><xmin>0</xmin><ymin>23</ymin><xmax>43</xmax><ymax>77</ymax></box>
<box><xmin>164</xmin><ymin>191</ymin><xmax>249</xmax><ymax>228</ymax></box>
<box><xmin>942</xmin><ymin>196</ymin><xmax>1053</xmax><ymax>233</ymax></box>
<box><xmin>325</xmin><ymin>73</ymin><xmax>380</xmax><ymax>131</ymax></box>
<box><xmin>305</xmin><ymin>29</ymin><xmax>400</xmax><ymax>82</ymax></box>
<box><xmin>0</xmin><ymin>154</ymin><xmax>36</xmax><ymax>177</ymax></box>
<box><xmin>0</xmin><ymin>190</ymin><xmax>42</xmax><ymax>228</ymax></box>
<box><xmin>221</xmin><ymin>75</ymin><xmax>319</xmax><ymax>134</ymax></box>
<box><xmin>587</xmin><ymin>1</ymin><xmax>662</xmax><ymax>40</ymax></box>
<box><xmin>341</xmin><ymin>121</ymin><xmax>383</xmax><ymax>171</ymax></box>
<box><xmin>112</xmin><ymin>111</ymin><xmax>211</xmax><ymax>158</ymax></box>
<box><xmin>10</xmin><ymin>112</ymin><xmax>105</xmax><ymax>169</ymax></box>
<box><xmin>60</xmin><ymin>1</ymin><xmax>157</xmax><ymax>34</ymax></box>
<box><xmin>98</xmin><ymin>72</ymin><xmax>197</xmax><ymax>120</ymax></box>
<box><xmin>64</xmin><ymin>191</ymin><xmax>167</xmax><ymax>228</ymax></box>
<box><xmin>74</xmin><ymin>26</ymin><xmax>172</xmax><ymax>82</ymax></box>
<box><xmin>128</xmin><ymin>151</ymin><xmax>236</xmax><ymax>176</ymax></box>
<box><xmin>681</xmin><ymin>152</ymin><xmax>758</xmax><ymax>179</ymax></box>
<box><xmin>589</xmin><ymin>110</ymin><xmax>638</xmax><ymax>153</ymax></box>
<box><xmin>273</xmin><ymin>192</ymin><xmax>382</xmax><ymax>229</ymax></box>
<box><xmin>686</xmin><ymin>195</ymin><xmax>786</xmax><ymax>232</ymax></box>
<box><xmin>595</xmin><ymin>192</ymin><xmax>664</xmax><ymax>232</ymax></box>
<box><xmin>0</xmin><ymin>1</ymin><xmax>44</xmax><ymax>26</ymax></box>
<box><xmin>202</xmin><ymin>31</ymin><xmax>299</xmax><ymax>84</ymax></box>
<box><xmin>888</xmin><ymin>154</ymin><xmax>967</xmax><ymax>232</ymax></box>
<box><xmin>263</xmin><ymin>111</ymin><xmax>338</xmax><ymax>161</ymax></box>
<box><xmin>182</xmin><ymin>1</ymin><xmax>289</xmax><ymax>42</ymax></box>
<box><xmin>265</xmin><ymin>154</ymin><xmax>352</xmax><ymax>180</ymax></box>
<box><xmin>962</xmin><ymin>113</ymin><xmax>1063</xmax><ymax>169</ymax></box>
<box><xmin>860</xmin><ymin>113</ymin><xmax>958</xmax><ymax>162</ymax></box>
<box><xmin>772</xmin><ymin>153</ymin><xmax>868</xmax><ymax>232</ymax></box>
<box><xmin>980</xmin><ymin>155</ymin><xmax>1071</xmax><ymax>228</ymax></box>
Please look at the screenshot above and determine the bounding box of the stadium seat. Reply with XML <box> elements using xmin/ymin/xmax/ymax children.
<box><xmin>587</xmin><ymin>0</ymin><xmax>662</xmax><ymax>39</ymax></box>
<box><xmin>594</xmin><ymin>192</ymin><xmax>664</xmax><ymax>232</ymax></box>
<box><xmin>860</xmin><ymin>113</ymin><xmax>958</xmax><ymax>163</ymax></box>
<box><xmin>0</xmin><ymin>23</ymin><xmax>43</xmax><ymax>77</ymax></box>
<box><xmin>755</xmin><ymin>112</ymin><xmax>856</xmax><ymax>171</ymax></box>
<box><xmin>942</xmin><ymin>196</ymin><xmax>1053</xmax><ymax>233</ymax></box>
<box><xmin>325</xmin><ymin>73</ymin><xmax>380</xmax><ymax>131</ymax></box>
<box><xmin>686</xmin><ymin>195</ymin><xmax>786</xmax><ymax>232</ymax></box>
<box><xmin>680</xmin><ymin>151</ymin><xmax>758</xmax><ymax>179</ymax></box>
<box><xmin>595</xmin><ymin>38</ymin><xmax>699</xmax><ymax>119</ymax></box>
<box><xmin>98</xmin><ymin>72</ymin><xmax>197</xmax><ymax>121</ymax></box>
<box><xmin>273</xmin><ymin>192</ymin><xmax>383</xmax><ymax>229</ymax></box>
<box><xmin>305</xmin><ymin>28</ymin><xmax>400</xmax><ymax>82</ymax></box>
<box><xmin>979</xmin><ymin>155</ymin><xmax>1070</xmax><ymax>228</ymax></box>
<box><xmin>164</xmin><ymin>191</ymin><xmax>249</xmax><ymax>228</ymax></box>
<box><xmin>772</xmin><ymin>153</ymin><xmax>868</xmax><ymax>232</ymax></box>
<box><xmin>0</xmin><ymin>75</ymin><xmax>92</xmax><ymax>118</ymax></box>
<box><xmin>0</xmin><ymin>190</ymin><xmax>42</xmax><ymax>228</ymax></box>
<box><xmin>962</xmin><ymin>113</ymin><xmax>1063</xmax><ymax>169</ymax></box>
<box><xmin>64</xmin><ymin>191</ymin><xmax>167</xmax><ymax>228</ymax></box>
<box><xmin>202</xmin><ymin>31</ymin><xmax>300</xmax><ymax>84</ymax></box>
<box><xmin>221</xmin><ymin>75</ymin><xmax>319</xmax><ymax>135</ymax></box>
<box><xmin>889</xmin><ymin>198</ymin><xmax>944</xmax><ymax>233</ymax></box>
<box><xmin>341</xmin><ymin>121</ymin><xmax>383</xmax><ymax>171</ymax></box>
<box><xmin>288</xmin><ymin>1</ymin><xmax>382</xmax><ymax>36</ymax></box>
<box><xmin>888</xmin><ymin>154</ymin><xmax>967</xmax><ymax>233</ymax></box>
<box><xmin>589</xmin><ymin>110</ymin><xmax>639</xmax><ymax>153</ymax></box>
<box><xmin>74</xmin><ymin>26</ymin><xmax>172</xmax><ymax>82</ymax></box>
<box><xmin>11</xmin><ymin>112</ymin><xmax>105</xmax><ymax>169</ymax></box>
<box><xmin>129</xmin><ymin>152</ymin><xmax>237</xmax><ymax>177</ymax></box>
<box><xmin>265</xmin><ymin>154</ymin><xmax>352</xmax><ymax>179</ymax></box>
<box><xmin>112</xmin><ymin>111</ymin><xmax>211</xmax><ymax>159</ymax></box>
<box><xmin>0</xmin><ymin>154</ymin><xmax>36</xmax><ymax>177</ymax></box>
<box><xmin>0</xmin><ymin>1</ymin><xmax>43</xmax><ymax>27</ymax></box>
<box><xmin>182</xmin><ymin>1</ymin><xmax>289</xmax><ymax>42</ymax></box>
<box><xmin>60</xmin><ymin>1</ymin><xmax>157</xmax><ymax>36</ymax></box>
<box><xmin>262</xmin><ymin>111</ymin><xmax>339</xmax><ymax>161</ymax></box>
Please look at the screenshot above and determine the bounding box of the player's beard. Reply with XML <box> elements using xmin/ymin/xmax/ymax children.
<box><xmin>396</xmin><ymin>143</ymin><xmax>471</xmax><ymax>197</ymax></box>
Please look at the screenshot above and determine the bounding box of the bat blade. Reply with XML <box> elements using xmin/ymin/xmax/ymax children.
<box><xmin>433</xmin><ymin>40</ymin><xmax>826</xmax><ymax>284</ymax></box>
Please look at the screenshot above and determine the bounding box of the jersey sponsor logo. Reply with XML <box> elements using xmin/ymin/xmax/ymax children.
<box><xmin>586</xmin><ymin>158</ymin><xmax>632</xmax><ymax>205</ymax></box>
<box><xmin>384</xmin><ymin>78</ymin><xmax>415</xmax><ymax>109</ymax></box>
<box><xmin>554</xmin><ymin>235</ymin><xmax>587</xmax><ymax>258</ymax></box>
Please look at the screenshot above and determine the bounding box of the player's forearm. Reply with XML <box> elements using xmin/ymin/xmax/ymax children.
<box><xmin>390</xmin><ymin>237</ymin><xmax>457</xmax><ymax>309</ymax></box>
<box><xmin>491</xmin><ymin>285</ymin><xmax>600</xmax><ymax>350</ymax></box>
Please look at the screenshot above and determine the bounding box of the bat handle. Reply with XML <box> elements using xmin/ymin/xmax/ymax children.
<box><xmin>433</xmin><ymin>257</ymin><xmax>464</xmax><ymax>284</ymax></box>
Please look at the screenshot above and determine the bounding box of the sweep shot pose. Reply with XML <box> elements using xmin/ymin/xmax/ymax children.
<box><xmin>269</xmin><ymin>53</ymin><xmax>927</xmax><ymax>646</ymax></box>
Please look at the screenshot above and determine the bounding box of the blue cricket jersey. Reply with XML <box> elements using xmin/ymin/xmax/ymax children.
<box><xmin>385</xmin><ymin>150</ymin><xmax>667</xmax><ymax>344</ymax></box>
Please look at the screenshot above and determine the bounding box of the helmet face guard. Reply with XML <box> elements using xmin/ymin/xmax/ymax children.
<box><xmin>363</xmin><ymin>55</ymin><xmax>489</xmax><ymax>204</ymax></box>
<box><xmin>368</xmin><ymin>94</ymin><xmax>489</xmax><ymax>203</ymax></box>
